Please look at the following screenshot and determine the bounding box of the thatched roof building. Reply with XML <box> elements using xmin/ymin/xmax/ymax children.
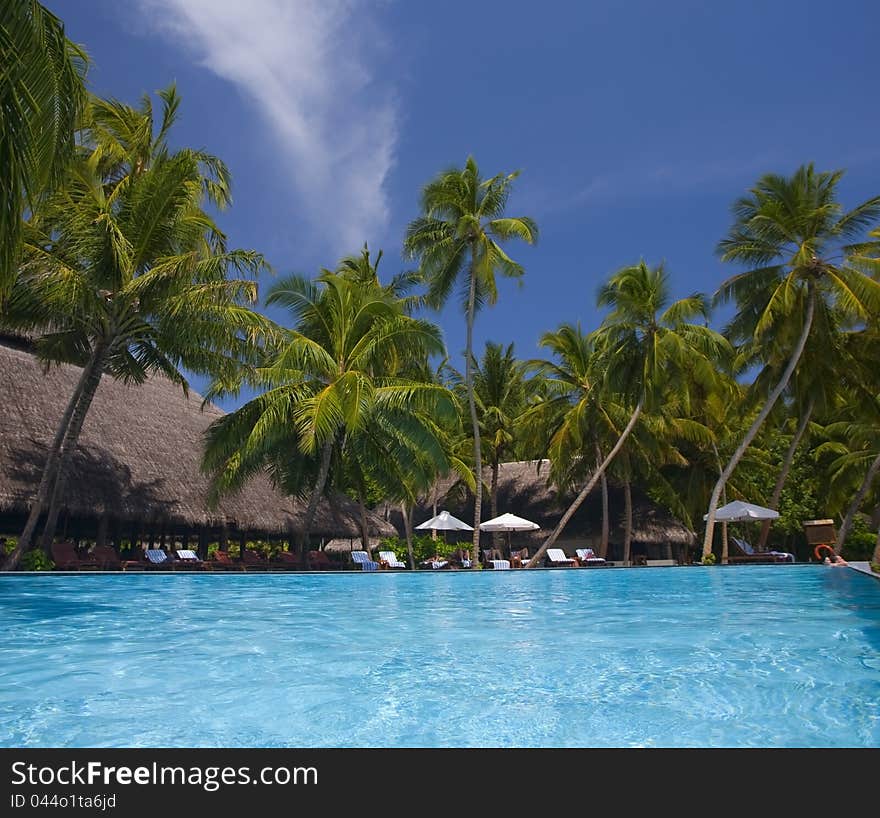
<box><xmin>388</xmin><ymin>459</ymin><xmax>696</xmax><ymax>560</ymax></box>
<box><xmin>0</xmin><ymin>336</ymin><xmax>394</xmax><ymax>546</ymax></box>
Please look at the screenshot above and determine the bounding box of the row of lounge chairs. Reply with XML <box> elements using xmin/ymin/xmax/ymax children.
<box><xmin>49</xmin><ymin>541</ymin><xmax>613</xmax><ymax>572</ymax></box>
<box><xmin>481</xmin><ymin>547</ymin><xmax>608</xmax><ymax>569</ymax></box>
<box><xmin>50</xmin><ymin>542</ymin><xmax>352</xmax><ymax>571</ymax></box>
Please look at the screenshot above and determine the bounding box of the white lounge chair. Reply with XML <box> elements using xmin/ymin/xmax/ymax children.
<box><xmin>379</xmin><ymin>550</ymin><xmax>407</xmax><ymax>569</ymax></box>
<box><xmin>488</xmin><ymin>559</ymin><xmax>510</xmax><ymax>570</ymax></box>
<box><xmin>176</xmin><ymin>549</ymin><xmax>201</xmax><ymax>563</ymax></box>
<box><xmin>546</xmin><ymin>548</ymin><xmax>576</xmax><ymax>566</ymax></box>
<box><xmin>575</xmin><ymin>548</ymin><xmax>606</xmax><ymax>566</ymax></box>
<box><xmin>351</xmin><ymin>550</ymin><xmax>379</xmax><ymax>572</ymax></box>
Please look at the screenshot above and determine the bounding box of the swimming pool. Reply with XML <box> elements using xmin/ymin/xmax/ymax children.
<box><xmin>1</xmin><ymin>566</ymin><xmax>878</xmax><ymax>747</ymax></box>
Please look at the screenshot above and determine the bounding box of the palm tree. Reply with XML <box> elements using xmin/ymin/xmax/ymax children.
<box><xmin>526</xmin><ymin>261</ymin><xmax>730</xmax><ymax>567</ymax></box>
<box><xmin>202</xmin><ymin>270</ymin><xmax>456</xmax><ymax>560</ymax></box>
<box><xmin>2</xmin><ymin>137</ymin><xmax>266</xmax><ymax>570</ymax></box>
<box><xmin>702</xmin><ymin>165</ymin><xmax>880</xmax><ymax>559</ymax></box>
<box><xmin>447</xmin><ymin>341</ymin><xmax>530</xmax><ymax>548</ymax></box>
<box><xmin>0</xmin><ymin>1</ymin><xmax>87</xmax><ymax>298</ymax></box>
<box><xmin>404</xmin><ymin>157</ymin><xmax>537</xmax><ymax>557</ymax></box>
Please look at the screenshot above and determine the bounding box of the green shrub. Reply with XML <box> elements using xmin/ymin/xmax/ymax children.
<box><xmin>701</xmin><ymin>553</ymin><xmax>717</xmax><ymax>565</ymax></box>
<box><xmin>841</xmin><ymin>517</ymin><xmax>876</xmax><ymax>561</ymax></box>
<box><xmin>1</xmin><ymin>536</ymin><xmax>16</xmax><ymax>555</ymax></box>
<box><xmin>379</xmin><ymin>534</ymin><xmax>457</xmax><ymax>565</ymax></box>
<box><xmin>21</xmin><ymin>550</ymin><xmax>54</xmax><ymax>571</ymax></box>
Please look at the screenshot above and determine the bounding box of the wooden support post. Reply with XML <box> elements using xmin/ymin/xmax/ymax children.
<box><xmin>239</xmin><ymin>531</ymin><xmax>246</xmax><ymax>562</ymax></box>
<box><xmin>219</xmin><ymin>523</ymin><xmax>228</xmax><ymax>553</ymax></box>
<box><xmin>96</xmin><ymin>513</ymin><xmax>109</xmax><ymax>549</ymax></box>
<box><xmin>197</xmin><ymin>529</ymin><xmax>208</xmax><ymax>561</ymax></box>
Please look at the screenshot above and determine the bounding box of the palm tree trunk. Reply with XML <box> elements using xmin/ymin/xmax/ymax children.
<box><xmin>872</xmin><ymin>527</ymin><xmax>880</xmax><ymax>569</ymax></box>
<box><xmin>38</xmin><ymin>362</ymin><xmax>108</xmax><ymax>551</ymax></box>
<box><xmin>300</xmin><ymin>439</ymin><xmax>334</xmax><ymax>568</ymax></box>
<box><xmin>835</xmin><ymin>450</ymin><xmax>880</xmax><ymax>554</ymax></box>
<box><xmin>465</xmin><ymin>247</ymin><xmax>483</xmax><ymax>559</ymax></box>
<box><xmin>757</xmin><ymin>397</ymin><xmax>815</xmax><ymax>549</ymax></box>
<box><xmin>401</xmin><ymin>502</ymin><xmax>415</xmax><ymax>570</ymax></box>
<box><xmin>721</xmin><ymin>521</ymin><xmax>729</xmax><ymax>565</ymax></box>
<box><xmin>357</xmin><ymin>491</ymin><xmax>371</xmax><ymax>553</ymax></box>
<box><xmin>490</xmin><ymin>458</ymin><xmax>501</xmax><ymax>551</ymax></box>
<box><xmin>597</xmin><ymin>443</ymin><xmax>610</xmax><ymax>559</ymax></box>
<box><xmin>622</xmin><ymin>477</ymin><xmax>632</xmax><ymax>566</ymax></box>
<box><xmin>3</xmin><ymin>346</ymin><xmax>103</xmax><ymax>570</ymax></box>
<box><xmin>526</xmin><ymin>398</ymin><xmax>643</xmax><ymax>568</ymax></box>
<box><xmin>702</xmin><ymin>285</ymin><xmax>816</xmax><ymax>559</ymax></box>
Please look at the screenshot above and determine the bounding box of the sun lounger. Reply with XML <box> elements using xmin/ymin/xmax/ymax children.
<box><xmin>351</xmin><ymin>550</ymin><xmax>379</xmax><ymax>571</ymax></box>
<box><xmin>241</xmin><ymin>549</ymin><xmax>269</xmax><ymax>571</ymax></box>
<box><xmin>379</xmin><ymin>550</ymin><xmax>407</xmax><ymax>569</ymax></box>
<box><xmin>575</xmin><ymin>548</ymin><xmax>607</xmax><ymax>566</ymax></box>
<box><xmin>92</xmin><ymin>544</ymin><xmax>144</xmax><ymax>571</ymax></box>
<box><xmin>546</xmin><ymin>548</ymin><xmax>576</xmax><ymax>566</ymax></box>
<box><xmin>730</xmin><ymin>537</ymin><xmax>794</xmax><ymax>564</ymax></box>
<box><xmin>421</xmin><ymin>557</ymin><xmax>449</xmax><ymax>569</ymax></box>
<box><xmin>308</xmin><ymin>550</ymin><xmax>342</xmax><ymax>570</ymax></box>
<box><xmin>172</xmin><ymin>549</ymin><xmax>204</xmax><ymax>570</ymax></box>
<box><xmin>210</xmin><ymin>550</ymin><xmax>243</xmax><ymax>570</ymax></box>
<box><xmin>487</xmin><ymin>559</ymin><xmax>510</xmax><ymax>570</ymax></box>
<box><xmin>270</xmin><ymin>551</ymin><xmax>302</xmax><ymax>570</ymax></box>
<box><xmin>50</xmin><ymin>541</ymin><xmax>99</xmax><ymax>570</ymax></box>
<box><xmin>144</xmin><ymin>548</ymin><xmax>175</xmax><ymax>569</ymax></box>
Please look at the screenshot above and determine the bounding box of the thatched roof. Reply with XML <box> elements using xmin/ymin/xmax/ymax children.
<box><xmin>404</xmin><ymin>459</ymin><xmax>695</xmax><ymax>546</ymax></box>
<box><xmin>0</xmin><ymin>338</ymin><xmax>395</xmax><ymax>538</ymax></box>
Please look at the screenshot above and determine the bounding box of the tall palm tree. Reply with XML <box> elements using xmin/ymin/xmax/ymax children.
<box><xmin>448</xmin><ymin>341</ymin><xmax>530</xmax><ymax>545</ymax></box>
<box><xmin>404</xmin><ymin>157</ymin><xmax>537</xmax><ymax>557</ymax></box>
<box><xmin>202</xmin><ymin>270</ymin><xmax>456</xmax><ymax>560</ymax></box>
<box><xmin>702</xmin><ymin>164</ymin><xmax>880</xmax><ymax>559</ymax></box>
<box><xmin>526</xmin><ymin>261</ymin><xmax>730</xmax><ymax>567</ymax></box>
<box><xmin>0</xmin><ymin>0</ymin><xmax>87</xmax><ymax>298</ymax></box>
<box><xmin>2</xmin><ymin>142</ymin><xmax>266</xmax><ymax>571</ymax></box>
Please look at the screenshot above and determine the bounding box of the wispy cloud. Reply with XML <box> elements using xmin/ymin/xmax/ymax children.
<box><xmin>570</xmin><ymin>154</ymin><xmax>780</xmax><ymax>209</ymax></box>
<box><xmin>136</xmin><ymin>0</ymin><xmax>397</xmax><ymax>250</ymax></box>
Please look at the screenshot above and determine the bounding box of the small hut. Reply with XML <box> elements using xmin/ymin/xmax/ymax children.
<box><xmin>0</xmin><ymin>335</ymin><xmax>394</xmax><ymax>555</ymax></box>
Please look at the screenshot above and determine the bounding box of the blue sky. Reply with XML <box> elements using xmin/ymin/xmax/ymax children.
<box><xmin>50</xmin><ymin>0</ymin><xmax>880</xmax><ymax>408</ymax></box>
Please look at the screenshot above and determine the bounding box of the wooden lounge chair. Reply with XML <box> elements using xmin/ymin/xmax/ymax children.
<box><xmin>729</xmin><ymin>537</ymin><xmax>794</xmax><ymax>564</ymax></box>
<box><xmin>51</xmin><ymin>541</ymin><xmax>99</xmax><ymax>571</ymax></box>
<box><xmin>308</xmin><ymin>550</ymin><xmax>342</xmax><ymax>570</ymax></box>
<box><xmin>270</xmin><ymin>551</ymin><xmax>303</xmax><ymax>570</ymax></box>
<box><xmin>378</xmin><ymin>550</ymin><xmax>407</xmax><ymax>569</ymax></box>
<box><xmin>546</xmin><ymin>548</ymin><xmax>576</xmax><ymax>567</ymax></box>
<box><xmin>449</xmin><ymin>548</ymin><xmax>472</xmax><ymax>568</ymax></box>
<box><xmin>241</xmin><ymin>549</ymin><xmax>269</xmax><ymax>571</ymax></box>
<box><xmin>210</xmin><ymin>550</ymin><xmax>243</xmax><ymax>571</ymax></box>
<box><xmin>92</xmin><ymin>544</ymin><xmax>145</xmax><ymax>571</ymax></box>
<box><xmin>575</xmin><ymin>548</ymin><xmax>607</xmax><ymax>567</ymax></box>
<box><xmin>351</xmin><ymin>550</ymin><xmax>379</xmax><ymax>571</ymax></box>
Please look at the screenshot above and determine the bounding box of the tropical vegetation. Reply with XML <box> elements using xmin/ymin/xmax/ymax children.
<box><xmin>2</xmin><ymin>4</ymin><xmax>880</xmax><ymax>572</ymax></box>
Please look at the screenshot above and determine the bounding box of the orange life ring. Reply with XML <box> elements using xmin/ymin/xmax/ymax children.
<box><xmin>814</xmin><ymin>544</ymin><xmax>835</xmax><ymax>561</ymax></box>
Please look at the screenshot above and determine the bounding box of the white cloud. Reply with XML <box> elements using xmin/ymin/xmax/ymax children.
<box><xmin>136</xmin><ymin>0</ymin><xmax>397</xmax><ymax>250</ymax></box>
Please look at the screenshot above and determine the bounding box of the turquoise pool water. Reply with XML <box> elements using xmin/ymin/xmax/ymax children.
<box><xmin>1</xmin><ymin>566</ymin><xmax>878</xmax><ymax>747</ymax></box>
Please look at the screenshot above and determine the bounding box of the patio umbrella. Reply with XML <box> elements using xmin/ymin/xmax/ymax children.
<box><xmin>479</xmin><ymin>512</ymin><xmax>540</xmax><ymax>557</ymax></box>
<box><xmin>703</xmin><ymin>500</ymin><xmax>779</xmax><ymax>522</ymax></box>
<box><xmin>415</xmin><ymin>510</ymin><xmax>473</xmax><ymax>531</ymax></box>
<box><xmin>703</xmin><ymin>500</ymin><xmax>780</xmax><ymax>564</ymax></box>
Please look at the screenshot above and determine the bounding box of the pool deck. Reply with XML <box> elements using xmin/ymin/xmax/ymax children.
<box><xmin>849</xmin><ymin>561</ymin><xmax>880</xmax><ymax>580</ymax></box>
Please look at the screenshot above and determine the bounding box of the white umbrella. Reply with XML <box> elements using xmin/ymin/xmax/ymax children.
<box><xmin>703</xmin><ymin>500</ymin><xmax>779</xmax><ymax>522</ymax></box>
<box><xmin>479</xmin><ymin>512</ymin><xmax>540</xmax><ymax>532</ymax></box>
<box><xmin>415</xmin><ymin>510</ymin><xmax>473</xmax><ymax>531</ymax></box>
<box><xmin>479</xmin><ymin>512</ymin><xmax>540</xmax><ymax>557</ymax></box>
